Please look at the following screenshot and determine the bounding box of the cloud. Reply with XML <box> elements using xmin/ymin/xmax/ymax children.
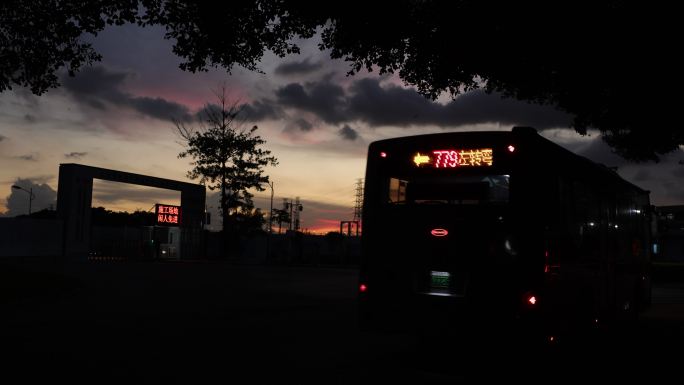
<box><xmin>346</xmin><ymin>79</ymin><xmax>572</xmax><ymax>129</ymax></box>
<box><xmin>673</xmin><ymin>165</ymin><xmax>684</xmax><ymax>178</ymax></box>
<box><xmin>62</xmin><ymin>66</ymin><xmax>194</xmax><ymax>122</ymax></box>
<box><xmin>65</xmin><ymin>152</ymin><xmax>88</xmax><ymax>159</ymax></box>
<box><xmin>15</xmin><ymin>154</ymin><xmax>38</xmax><ymax>161</ymax></box>
<box><xmin>0</xmin><ymin>134</ymin><xmax>6</xmax><ymax>142</ymax></box>
<box><xmin>570</xmin><ymin>135</ymin><xmax>628</xmax><ymax>168</ymax></box>
<box><xmin>272</xmin><ymin>77</ymin><xmax>572</xmax><ymax>129</ymax></box>
<box><xmin>238</xmin><ymin>100</ymin><xmax>283</xmax><ymax>121</ymax></box>
<box><xmin>3</xmin><ymin>178</ymin><xmax>57</xmax><ymax>217</ymax></box>
<box><xmin>338</xmin><ymin>125</ymin><xmax>359</xmax><ymax>141</ymax></box>
<box><xmin>63</xmin><ymin>66</ymin><xmax>283</xmax><ymax>127</ymax></box>
<box><xmin>276</xmin><ymin>82</ymin><xmax>347</xmax><ymax>124</ymax></box>
<box><xmin>632</xmin><ymin>169</ymin><xmax>652</xmax><ymax>181</ymax></box>
<box><xmin>130</xmin><ymin>96</ymin><xmax>194</xmax><ymax>122</ymax></box>
<box><xmin>294</xmin><ymin>118</ymin><xmax>313</xmax><ymax>132</ymax></box>
<box><xmin>274</xmin><ymin>58</ymin><xmax>324</xmax><ymax>76</ymax></box>
<box><xmin>92</xmin><ymin>180</ymin><xmax>181</xmax><ymax>207</ymax></box>
<box><xmin>194</xmin><ymin>101</ymin><xmax>284</xmax><ymax>127</ymax></box>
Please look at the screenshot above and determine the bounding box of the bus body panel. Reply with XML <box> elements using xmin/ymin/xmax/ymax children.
<box><xmin>359</xmin><ymin>128</ymin><xmax>652</xmax><ymax>339</ymax></box>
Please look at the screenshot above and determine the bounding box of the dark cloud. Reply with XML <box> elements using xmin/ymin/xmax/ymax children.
<box><xmin>239</xmin><ymin>100</ymin><xmax>283</xmax><ymax>121</ymax></box>
<box><xmin>569</xmin><ymin>135</ymin><xmax>628</xmax><ymax>168</ymax></box>
<box><xmin>130</xmin><ymin>96</ymin><xmax>194</xmax><ymax>122</ymax></box>
<box><xmin>632</xmin><ymin>169</ymin><xmax>652</xmax><ymax>181</ymax></box>
<box><xmin>273</xmin><ymin>77</ymin><xmax>572</xmax><ymax>129</ymax></box>
<box><xmin>24</xmin><ymin>114</ymin><xmax>36</xmax><ymax>123</ymax></box>
<box><xmin>673</xmin><ymin>165</ymin><xmax>684</xmax><ymax>178</ymax></box>
<box><xmin>294</xmin><ymin>118</ymin><xmax>313</xmax><ymax>132</ymax></box>
<box><xmin>274</xmin><ymin>58</ymin><xmax>324</xmax><ymax>76</ymax></box>
<box><xmin>194</xmin><ymin>100</ymin><xmax>282</xmax><ymax>125</ymax></box>
<box><xmin>338</xmin><ymin>125</ymin><xmax>359</xmax><ymax>141</ymax></box>
<box><xmin>282</xmin><ymin>117</ymin><xmax>314</xmax><ymax>136</ymax></box>
<box><xmin>3</xmin><ymin>178</ymin><xmax>57</xmax><ymax>217</ymax></box>
<box><xmin>65</xmin><ymin>152</ymin><xmax>88</xmax><ymax>159</ymax></box>
<box><xmin>195</xmin><ymin>103</ymin><xmax>222</xmax><ymax>121</ymax></box>
<box><xmin>62</xmin><ymin>66</ymin><xmax>194</xmax><ymax>122</ymax></box>
<box><xmin>346</xmin><ymin>79</ymin><xmax>572</xmax><ymax>129</ymax></box>
<box><xmin>276</xmin><ymin>82</ymin><xmax>347</xmax><ymax>123</ymax></box>
<box><xmin>0</xmin><ymin>134</ymin><xmax>6</xmax><ymax>142</ymax></box>
<box><xmin>62</xmin><ymin>66</ymin><xmax>127</xmax><ymax>97</ymax></box>
<box><xmin>15</xmin><ymin>154</ymin><xmax>37</xmax><ymax>161</ymax></box>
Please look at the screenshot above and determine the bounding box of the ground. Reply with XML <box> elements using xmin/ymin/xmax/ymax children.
<box><xmin>2</xmin><ymin>260</ymin><xmax>684</xmax><ymax>383</ymax></box>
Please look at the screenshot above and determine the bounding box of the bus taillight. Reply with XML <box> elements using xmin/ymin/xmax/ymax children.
<box><xmin>431</xmin><ymin>228</ymin><xmax>448</xmax><ymax>237</ymax></box>
<box><xmin>527</xmin><ymin>295</ymin><xmax>537</xmax><ymax>305</ymax></box>
<box><xmin>380</xmin><ymin>152</ymin><xmax>387</xmax><ymax>158</ymax></box>
<box><xmin>359</xmin><ymin>284</ymin><xmax>368</xmax><ymax>293</ymax></box>
<box><xmin>507</xmin><ymin>145</ymin><xmax>516</xmax><ymax>152</ymax></box>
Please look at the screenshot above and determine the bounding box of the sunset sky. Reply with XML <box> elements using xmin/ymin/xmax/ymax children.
<box><xmin>1</xmin><ymin>24</ymin><xmax>682</xmax><ymax>233</ymax></box>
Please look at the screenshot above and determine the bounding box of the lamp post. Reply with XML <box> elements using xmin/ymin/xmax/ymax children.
<box><xmin>268</xmin><ymin>181</ymin><xmax>274</xmax><ymax>235</ymax></box>
<box><xmin>12</xmin><ymin>185</ymin><xmax>34</xmax><ymax>215</ymax></box>
<box><xmin>266</xmin><ymin>181</ymin><xmax>274</xmax><ymax>261</ymax></box>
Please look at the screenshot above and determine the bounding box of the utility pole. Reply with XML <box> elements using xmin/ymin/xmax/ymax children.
<box><xmin>293</xmin><ymin>197</ymin><xmax>302</xmax><ymax>232</ymax></box>
<box><xmin>282</xmin><ymin>198</ymin><xmax>290</xmax><ymax>233</ymax></box>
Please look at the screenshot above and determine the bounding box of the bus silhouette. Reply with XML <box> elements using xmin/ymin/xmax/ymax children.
<box><xmin>358</xmin><ymin>127</ymin><xmax>653</xmax><ymax>341</ymax></box>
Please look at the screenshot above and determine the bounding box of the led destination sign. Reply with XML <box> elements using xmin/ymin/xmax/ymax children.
<box><xmin>413</xmin><ymin>148</ymin><xmax>493</xmax><ymax>168</ymax></box>
<box><xmin>155</xmin><ymin>204</ymin><xmax>181</xmax><ymax>226</ymax></box>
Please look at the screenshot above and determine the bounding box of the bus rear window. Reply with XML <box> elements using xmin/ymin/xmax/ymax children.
<box><xmin>387</xmin><ymin>175</ymin><xmax>509</xmax><ymax>205</ymax></box>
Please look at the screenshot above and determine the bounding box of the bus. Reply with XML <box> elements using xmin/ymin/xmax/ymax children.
<box><xmin>358</xmin><ymin>127</ymin><xmax>653</xmax><ymax>341</ymax></box>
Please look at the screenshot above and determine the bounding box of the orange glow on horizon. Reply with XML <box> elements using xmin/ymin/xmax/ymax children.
<box><xmin>304</xmin><ymin>219</ymin><xmax>360</xmax><ymax>235</ymax></box>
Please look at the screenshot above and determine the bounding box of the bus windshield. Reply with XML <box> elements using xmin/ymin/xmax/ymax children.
<box><xmin>388</xmin><ymin>174</ymin><xmax>510</xmax><ymax>205</ymax></box>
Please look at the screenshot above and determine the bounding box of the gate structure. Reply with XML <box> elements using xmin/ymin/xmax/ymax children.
<box><xmin>57</xmin><ymin>163</ymin><xmax>205</xmax><ymax>260</ymax></box>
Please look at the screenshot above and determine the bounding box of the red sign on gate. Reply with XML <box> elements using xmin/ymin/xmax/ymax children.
<box><xmin>155</xmin><ymin>204</ymin><xmax>181</xmax><ymax>226</ymax></box>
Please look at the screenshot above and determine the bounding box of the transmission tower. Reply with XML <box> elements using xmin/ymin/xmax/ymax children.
<box><xmin>353</xmin><ymin>179</ymin><xmax>364</xmax><ymax>223</ymax></box>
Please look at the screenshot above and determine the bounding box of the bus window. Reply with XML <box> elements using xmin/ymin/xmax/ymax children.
<box><xmin>387</xmin><ymin>175</ymin><xmax>509</xmax><ymax>205</ymax></box>
<box><xmin>388</xmin><ymin>178</ymin><xmax>408</xmax><ymax>203</ymax></box>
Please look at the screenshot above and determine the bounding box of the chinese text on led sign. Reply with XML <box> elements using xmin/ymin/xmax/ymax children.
<box><xmin>155</xmin><ymin>204</ymin><xmax>181</xmax><ymax>226</ymax></box>
<box><xmin>413</xmin><ymin>148</ymin><xmax>493</xmax><ymax>168</ymax></box>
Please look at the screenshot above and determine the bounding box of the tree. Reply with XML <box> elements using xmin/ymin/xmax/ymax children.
<box><xmin>1</xmin><ymin>1</ymin><xmax>679</xmax><ymax>160</ymax></box>
<box><xmin>271</xmin><ymin>208</ymin><xmax>291</xmax><ymax>234</ymax></box>
<box><xmin>176</xmin><ymin>85</ymin><xmax>278</xmax><ymax>250</ymax></box>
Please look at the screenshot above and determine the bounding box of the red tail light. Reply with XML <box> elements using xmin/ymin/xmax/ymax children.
<box><xmin>431</xmin><ymin>228</ymin><xmax>448</xmax><ymax>237</ymax></box>
<box><xmin>359</xmin><ymin>284</ymin><xmax>368</xmax><ymax>293</ymax></box>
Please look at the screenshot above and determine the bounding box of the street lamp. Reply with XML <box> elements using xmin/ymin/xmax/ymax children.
<box><xmin>268</xmin><ymin>181</ymin><xmax>274</xmax><ymax>235</ymax></box>
<box><xmin>12</xmin><ymin>185</ymin><xmax>35</xmax><ymax>215</ymax></box>
<box><xmin>266</xmin><ymin>181</ymin><xmax>274</xmax><ymax>261</ymax></box>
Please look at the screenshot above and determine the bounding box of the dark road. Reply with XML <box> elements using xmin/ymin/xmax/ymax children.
<box><xmin>2</xmin><ymin>261</ymin><xmax>684</xmax><ymax>383</ymax></box>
